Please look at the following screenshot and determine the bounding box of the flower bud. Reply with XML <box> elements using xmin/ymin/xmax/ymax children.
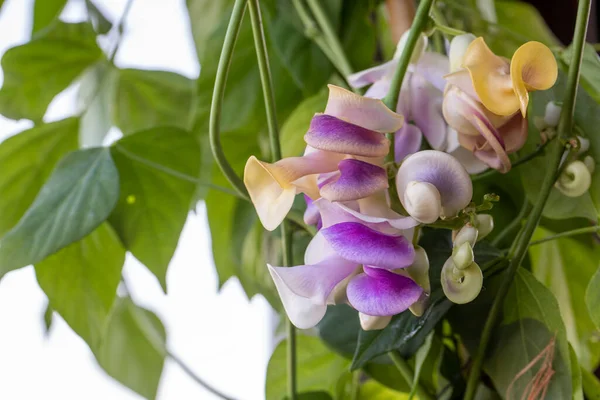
<box><xmin>555</xmin><ymin>160</ymin><xmax>592</xmax><ymax>198</ymax></box>
<box><xmin>584</xmin><ymin>155</ymin><xmax>595</xmax><ymax>174</ymax></box>
<box><xmin>441</xmin><ymin>258</ymin><xmax>483</xmax><ymax>304</ymax></box>
<box><xmin>409</xmin><ymin>292</ymin><xmax>429</xmax><ymax>317</ymax></box>
<box><xmin>405</xmin><ymin>246</ymin><xmax>430</xmax><ymax>293</ymax></box>
<box><xmin>395</xmin><ymin>31</ymin><xmax>428</xmax><ymax>64</ymax></box>
<box><xmin>577</xmin><ymin>136</ymin><xmax>590</xmax><ymax>154</ymax></box>
<box><xmin>449</xmin><ymin>34</ymin><xmax>476</xmax><ymax>72</ymax></box>
<box><xmin>453</xmin><ymin>224</ymin><xmax>478</xmax><ymax>248</ymax></box>
<box><xmin>403</xmin><ymin>181</ymin><xmax>442</xmax><ymax>224</ymax></box>
<box><xmin>359</xmin><ymin>313</ymin><xmax>391</xmax><ymax>331</ymax></box>
<box><xmin>543</xmin><ymin>101</ymin><xmax>561</xmax><ymax>128</ymax></box>
<box><xmin>475</xmin><ymin>214</ymin><xmax>494</xmax><ymax>240</ymax></box>
<box><xmin>452</xmin><ymin>242</ymin><xmax>474</xmax><ymax>270</ymax></box>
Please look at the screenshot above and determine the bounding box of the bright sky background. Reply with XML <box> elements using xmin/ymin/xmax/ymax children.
<box><xmin>0</xmin><ymin>1</ymin><xmax>276</xmax><ymax>399</ymax></box>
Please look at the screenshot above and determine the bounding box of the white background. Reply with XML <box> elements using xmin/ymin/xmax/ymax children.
<box><xmin>0</xmin><ymin>1</ymin><xmax>276</xmax><ymax>399</ymax></box>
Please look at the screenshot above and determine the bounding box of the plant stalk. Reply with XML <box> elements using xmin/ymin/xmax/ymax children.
<box><xmin>248</xmin><ymin>1</ymin><xmax>296</xmax><ymax>398</ymax></box>
<box><xmin>529</xmin><ymin>225</ymin><xmax>600</xmax><ymax>247</ymax></box>
<box><xmin>389</xmin><ymin>351</ymin><xmax>434</xmax><ymax>400</ymax></box>
<box><xmin>463</xmin><ymin>0</ymin><xmax>592</xmax><ymax>398</ymax></box>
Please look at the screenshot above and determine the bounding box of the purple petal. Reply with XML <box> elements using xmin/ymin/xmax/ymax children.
<box><xmin>348</xmin><ymin>60</ymin><xmax>396</xmax><ymax>88</ymax></box>
<box><xmin>365</xmin><ymin>78</ymin><xmax>392</xmax><ymax>99</ymax></box>
<box><xmin>347</xmin><ymin>267</ymin><xmax>423</xmax><ymax>316</ymax></box>
<box><xmin>396</xmin><ymin>150</ymin><xmax>472</xmax><ymax>218</ymax></box>
<box><xmin>303</xmin><ymin>195</ymin><xmax>321</xmax><ymax>226</ymax></box>
<box><xmin>395</xmin><ymin>123</ymin><xmax>423</xmax><ymax>162</ymax></box>
<box><xmin>305</xmin><ymin>114</ymin><xmax>390</xmax><ymax>157</ymax></box>
<box><xmin>321</xmin><ymin>222</ymin><xmax>415</xmax><ymax>269</ymax></box>
<box><xmin>410</xmin><ymin>74</ymin><xmax>446</xmax><ymax>150</ymax></box>
<box><xmin>414</xmin><ymin>52</ymin><xmax>449</xmax><ymax>92</ymax></box>
<box><xmin>320</xmin><ymin>159</ymin><xmax>388</xmax><ymax>202</ymax></box>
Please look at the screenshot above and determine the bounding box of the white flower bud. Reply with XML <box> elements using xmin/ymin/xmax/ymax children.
<box><xmin>555</xmin><ymin>160</ymin><xmax>592</xmax><ymax>198</ymax></box>
<box><xmin>543</xmin><ymin>102</ymin><xmax>562</xmax><ymax>128</ymax></box>
<box><xmin>403</xmin><ymin>181</ymin><xmax>442</xmax><ymax>224</ymax></box>
<box><xmin>577</xmin><ymin>136</ymin><xmax>590</xmax><ymax>154</ymax></box>
<box><xmin>394</xmin><ymin>31</ymin><xmax>428</xmax><ymax>63</ymax></box>
<box><xmin>441</xmin><ymin>258</ymin><xmax>483</xmax><ymax>304</ymax></box>
<box><xmin>449</xmin><ymin>34</ymin><xmax>477</xmax><ymax>72</ymax></box>
<box><xmin>359</xmin><ymin>313</ymin><xmax>391</xmax><ymax>331</ymax></box>
<box><xmin>453</xmin><ymin>224</ymin><xmax>478</xmax><ymax>248</ymax></box>
<box><xmin>475</xmin><ymin>214</ymin><xmax>494</xmax><ymax>241</ymax></box>
<box><xmin>452</xmin><ymin>242</ymin><xmax>474</xmax><ymax>270</ymax></box>
<box><xmin>584</xmin><ymin>155</ymin><xmax>596</xmax><ymax>174</ymax></box>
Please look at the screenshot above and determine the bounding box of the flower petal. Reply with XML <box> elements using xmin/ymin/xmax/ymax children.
<box><xmin>305</xmin><ymin>114</ymin><xmax>390</xmax><ymax>157</ymax></box>
<box><xmin>449</xmin><ymin>145</ymin><xmax>489</xmax><ymax>174</ymax></box>
<box><xmin>396</xmin><ymin>150</ymin><xmax>473</xmax><ymax>218</ymax></box>
<box><xmin>365</xmin><ymin>78</ymin><xmax>392</xmax><ymax>99</ymax></box>
<box><xmin>325</xmin><ymin>84</ymin><xmax>404</xmax><ymax>132</ymax></box>
<box><xmin>395</xmin><ymin>123</ymin><xmax>423</xmax><ymax>162</ymax></box>
<box><xmin>268</xmin><ymin>264</ymin><xmax>327</xmax><ymax>329</ymax></box>
<box><xmin>320</xmin><ymin>159</ymin><xmax>389</xmax><ymax>202</ymax></box>
<box><xmin>415</xmin><ymin>52</ymin><xmax>449</xmax><ymax>92</ymax></box>
<box><xmin>321</xmin><ymin>222</ymin><xmax>415</xmax><ymax>269</ymax></box>
<box><xmin>448</xmin><ymin>33</ymin><xmax>476</xmax><ymax>73</ymax></box>
<box><xmin>410</xmin><ymin>74</ymin><xmax>446</xmax><ymax>150</ymax></box>
<box><xmin>510</xmin><ymin>41</ymin><xmax>558</xmax><ymax>116</ymax></box>
<box><xmin>348</xmin><ymin>60</ymin><xmax>396</xmax><ymax>88</ymax></box>
<box><xmin>303</xmin><ymin>195</ymin><xmax>320</xmax><ymax>226</ymax></box>
<box><xmin>462</xmin><ymin>37</ymin><xmax>520</xmax><ymax>116</ymax></box>
<box><xmin>347</xmin><ymin>266</ymin><xmax>423</xmax><ymax>316</ymax></box>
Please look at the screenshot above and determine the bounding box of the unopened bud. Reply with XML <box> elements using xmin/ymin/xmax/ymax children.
<box><xmin>395</xmin><ymin>32</ymin><xmax>428</xmax><ymax>63</ymax></box>
<box><xmin>577</xmin><ymin>136</ymin><xmax>590</xmax><ymax>154</ymax></box>
<box><xmin>475</xmin><ymin>214</ymin><xmax>494</xmax><ymax>240</ymax></box>
<box><xmin>441</xmin><ymin>258</ymin><xmax>483</xmax><ymax>304</ymax></box>
<box><xmin>403</xmin><ymin>181</ymin><xmax>442</xmax><ymax>224</ymax></box>
<box><xmin>449</xmin><ymin>34</ymin><xmax>477</xmax><ymax>72</ymax></box>
<box><xmin>359</xmin><ymin>313</ymin><xmax>391</xmax><ymax>331</ymax></box>
<box><xmin>452</xmin><ymin>242</ymin><xmax>474</xmax><ymax>270</ymax></box>
<box><xmin>543</xmin><ymin>102</ymin><xmax>562</xmax><ymax>128</ymax></box>
<box><xmin>584</xmin><ymin>155</ymin><xmax>595</xmax><ymax>174</ymax></box>
<box><xmin>555</xmin><ymin>160</ymin><xmax>592</xmax><ymax>198</ymax></box>
<box><xmin>453</xmin><ymin>224</ymin><xmax>478</xmax><ymax>248</ymax></box>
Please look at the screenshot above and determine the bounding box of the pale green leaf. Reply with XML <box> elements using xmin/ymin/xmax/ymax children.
<box><xmin>109</xmin><ymin>127</ymin><xmax>201</xmax><ymax>291</ymax></box>
<box><xmin>281</xmin><ymin>90</ymin><xmax>328</xmax><ymax>158</ymax></box>
<box><xmin>582</xmin><ymin>367</ymin><xmax>600</xmax><ymax>400</ymax></box>
<box><xmin>0</xmin><ymin>147</ymin><xmax>119</xmax><ymax>275</ymax></box>
<box><xmin>85</xmin><ymin>0</ymin><xmax>113</xmax><ymax>34</ymax></box>
<box><xmin>562</xmin><ymin>44</ymin><xmax>600</xmax><ymax>104</ymax></box>
<box><xmin>586</xmin><ymin>265</ymin><xmax>600</xmax><ymax>330</ymax></box>
<box><xmin>0</xmin><ymin>22</ymin><xmax>103</xmax><ymax>121</ymax></box>
<box><xmin>32</xmin><ymin>0</ymin><xmax>68</xmax><ymax>35</ymax></box>
<box><xmin>114</xmin><ymin>68</ymin><xmax>196</xmax><ymax>135</ymax></box>
<box><xmin>35</xmin><ymin>223</ymin><xmax>125</xmax><ymax>347</ymax></box>
<box><xmin>570</xmin><ymin>345</ymin><xmax>584</xmax><ymax>400</ymax></box>
<box><xmin>0</xmin><ymin>118</ymin><xmax>78</xmax><ymax>237</ymax></box>
<box><xmin>266</xmin><ymin>336</ymin><xmax>350</xmax><ymax>400</ymax></box>
<box><xmin>358</xmin><ymin>381</ymin><xmax>409</xmax><ymax>400</ymax></box>
<box><xmin>185</xmin><ymin>0</ymin><xmax>233</xmax><ymax>59</ymax></box>
<box><xmin>94</xmin><ymin>298</ymin><xmax>166</xmax><ymax>400</ymax></box>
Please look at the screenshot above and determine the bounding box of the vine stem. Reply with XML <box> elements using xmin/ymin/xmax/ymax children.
<box><xmin>248</xmin><ymin>1</ymin><xmax>296</xmax><ymax>398</ymax></box>
<box><xmin>382</xmin><ymin>0</ymin><xmax>436</xmax><ymax>163</ymax></box>
<box><xmin>389</xmin><ymin>351</ymin><xmax>434</xmax><ymax>400</ymax></box>
<box><xmin>528</xmin><ymin>226</ymin><xmax>600</xmax><ymax>246</ymax></box>
<box><xmin>209</xmin><ymin>0</ymin><xmax>250</xmax><ymax>200</ymax></box>
<box><xmin>463</xmin><ymin>0</ymin><xmax>592</xmax><ymax>398</ymax></box>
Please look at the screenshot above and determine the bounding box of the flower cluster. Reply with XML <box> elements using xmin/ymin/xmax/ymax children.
<box><xmin>243</xmin><ymin>34</ymin><xmax>558</xmax><ymax>331</ymax></box>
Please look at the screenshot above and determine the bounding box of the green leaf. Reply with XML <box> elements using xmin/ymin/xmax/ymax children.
<box><xmin>0</xmin><ymin>147</ymin><xmax>119</xmax><ymax>275</ymax></box>
<box><xmin>586</xmin><ymin>265</ymin><xmax>600</xmax><ymax>330</ymax></box>
<box><xmin>78</xmin><ymin>62</ymin><xmax>118</xmax><ymax>147</ymax></box>
<box><xmin>0</xmin><ymin>22</ymin><xmax>103</xmax><ymax>121</ymax></box>
<box><xmin>43</xmin><ymin>301</ymin><xmax>53</xmax><ymax>335</ymax></box>
<box><xmin>484</xmin><ymin>269</ymin><xmax>572</xmax><ymax>399</ymax></box>
<box><xmin>281</xmin><ymin>90</ymin><xmax>328</xmax><ymax>158</ymax></box>
<box><xmin>339</xmin><ymin>1</ymin><xmax>377</xmax><ymax>71</ymax></box>
<box><xmin>109</xmin><ymin>127</ymin><xmax>201</xmax><ymax>291</ymax></box>
<box><xmin>185</xmin><ymin>0</ymin><xmax>234</xmax><ymax>59</ymax></box>
<box><xmin>529</xmin><ymin>226</ymin><xmax>600</xmax><ymax>368</ymax></box>
<box><xmin>318</xmin><ymin>304</ymin><xmax>361</xmax><ymax>359</ymax></box>
<box><xmin>35</xmin><ymin>223</ymin><xmax>125</xmax><ymax>347</ymax></box>
<box><xmin>266</xmin><ymin>335</ymin><xmax>350</xmax><ymax>400</ymax></box>
<box><xmin>562</xmin><ymin>44</ymin><xmax>600</xmax><ymax>104</ymax></box>
<box><xmin>0</xmin><ymin>118</ymin><xmax>79</xmax><ymax>237</ymax></box>
<box><xmin>409</xmin><ymin>333</ymin><xmax>433</xmax><ymax>398</ymax></box>
<box><xmin>571</xmin><ymin>345</ymin><xmax>584</xmax><ymax>400</ymax></box>
<box><xmin>32</xmin><ymin>0</ymin><xmax>68</xmax><ymax>35</ymax></box>
<box><xmin>358</xmin><ymin>381</ymin><xmax>409</xmax><ymax>400</ymax></box>
<box><xmin>582</xmin><ymin>368</ymin><xmax>600</xmax><ymax>400</ymax></box>
<box><xmin>85</xmin><ymin>0</ymin><xmax>113</xmax><ymax>34</ymax></box>
<box><xmin>114</xmin><ymin>69</ymin><xmax>196</xmax><ymax>135</ymax></box>
<box><xmin>94</xmin><ymin>297</ymin><xmax>166</xmax><ymax>400</ymax></box>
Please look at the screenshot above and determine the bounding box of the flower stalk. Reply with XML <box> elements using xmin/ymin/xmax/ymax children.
<box><xmin>463</xmin><ymin>0</ymin><xmax>593</xmax><ymax>397</ymax></box>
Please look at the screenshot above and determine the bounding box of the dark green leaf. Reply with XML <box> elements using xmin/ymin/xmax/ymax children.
<box><xmin>339</xmin><ymin>0</ymin><xmax>377</xmax><ymax>71</ymax></box>
<box><xmin>358</xmin><ymin>381</ymin><xmax>408</xmax><ymax>399</ymax></box>
<box><xmin>78</xmin><ymin>62</ymin><xmax>118</xmax><ymax>147</ymax></box>
<box><xmin>35</xmin><ymin>223</ymin><xmax>125</xmax><ymax>347</ymax></box>
<box><xmin>94</xmin><ymin>297</ymin><xmax>166</xmax><ymax>400</ymax></box>
<box><xmin>32</xmin><ymin>0</ymin><xmax>68</xmax><ymax>35</ymax></box>
<box><xmin>318</xmin><ymin>304</ymin><xmax>360</xmax><ymax>359</ymax></box>
<box><xmin>0</xmin><ymin>118</ymin><xmax>78</xmax><ymax>237</ymax></box>
<box><xmin>409</xmin><ymin>333</ymin><xmax>433</xmax><ymax>398</ymax></box>
<box><xmin>364</xmin><ymin>364</ymin><xmax>411</xmax><ymax>393</ymax></box>
<box><xmin>0</xmin><ymin>22</ymin><xmax>103</xmax><ymax>121</ymax></box>
<box><xmin>582</xmin><ymin>367</ymin><xmax>600</xmax><ymax>400</ymax></box>
<box><xmin>0</xmin><ymin>147</ymin><xmax>119</xmax><ymax>275</ymax></box>
<box><xmin>562</xmin><ymin>44</ymin><xmax>600</xmax><ymax>104</ymax></box>
<box><xmin>586</xmin><ymin>265</ymin><xmax>600</xmax><ymax>330</ymax></box>
<box><xmin>288</xmin><ymin>392</ymin><xmax>333</xmax><ymax>400</ymax></box>
<box><xmin>85</xmin><ymin>0</ymin><xmax>113</xmax><ymax>34</ymax></box>
<box><xmin>266</xmin><ymin>335</ymin><xmax>350</xmax><ymax>400</ymax></box>
<box><xmin>109</xmin><ymin>127</ymin><xmax>201</xmax><ymax>291</ymax></box>
<box><xmin>43</xmin><ymin>301</ymin><xmax>53</xmax><ymax>335</ymax></box>
<box><xmin>529</xmin><ymin>227</ymin><xmax>600</xmax><ymax>368</ymax></box>
<box><xmin>114</xmin><ymin>69</ymin><xmax>196</xmax><ymax>135</ymax></box>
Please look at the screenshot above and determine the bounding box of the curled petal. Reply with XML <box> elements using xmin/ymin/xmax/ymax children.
<box><xmin>396</xmin><ymin>150</ymin><xmax>473</xmax><ymax>218</ymax></box>
<box><xmin>348</xmin><ymin>60</ymin><xmax>396</xmax><ymax>88</ymax></box>
<box><xmin>555</xmin><ymin>160</ymin><xmax>592</xmax><ymax>197</ymax></box>
<box><xmin>403</xmin><ymin>181</ymin><xmax>442</xmax><ymax>224</ymax></box>
<box><xmin>410</xmin><ymin>74</ymin><xmax>446</xmax><ymax>150</ymax></box>
<box><xmin>440</xmin><ymin>258</ymin><xmax>483</xmax><ymax>304</ymax></box>
<box><xmin>510</xmin><ymin>41</ymin><xmax>558</xmax><ymax>116</ymax></box>
<box><xmin>305</xmin><ymin>114</ymin><xmax>390</xmax><ymax>157</ymax></box>
<box><xmin>359</xmin><ymin>313</ymin><xmax>392</xmax><ymax>331</ymax></box>
<box><xmin>347</xmin><ymin>266</ymin><xmax>423</xmax><ymax>316</ymax></box>
<box><xmin>462</xmin><ymin>37</ymin><xmax>519</xmax><ymax>116</ymax></box>
<box><xmin>395</xmin><ymin>123</ymin><xmax>423</xmax><ymax>162</ymax></box>
<box><xmin>448</xmin><ymin>33</ymin><xmax>476</xmax><ymax>72</ymax></box>
<box><xmin>324</xmin><ymin>84</ymin><xmax>404</xmax><ymax>132</ymax></box>
<box><xmin>321</xmin><ymin>222</ymin><xmax>415</xmax><ymax>269</ymax></box>
<box><xmin>320</xmin><ymin>159</ymin><xmax>388</xmax><ymax>202</ymax></box>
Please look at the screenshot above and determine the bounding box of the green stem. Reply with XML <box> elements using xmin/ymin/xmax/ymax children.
<box><xmin>108</xmin><ymin>0</ymin><xmax>135</xmax><ymax>62</ymax></box>
<box><xmin>389</xmin><ymin>351</ymin><xmax>434</xmax><ymax>400</ymax></box>
<box><xmin>209</xmin><ymin>0</ymin><xmax>250</xmax><ymax>200</ymax></box>
<box><xmin>434</xmin><ymin>23</ymin><xmax>467</xmax><ymax>37</ymax></box>
<box><xmin>383</xmin><ymin>0</ymin><xmax>436</xmax><ymax>163</ymax></box>
<box><xmin>248</xmin><ymin>1</ymin><xmax>296</xmax><ymax>398</ymax></box>
<box><xmin>529</xmin><ymin>226</ymin><xmax>600</xmax><ymax>246</ymax></box>
<box><xmin>463</xmin><ymin>0</ymin><xmax>592</xmax><ymax>398</ymax></box>
<box><xmin>305</xmin><ymin>0</ymin><xmax>354</xmax><ymax>77</ymax></box>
